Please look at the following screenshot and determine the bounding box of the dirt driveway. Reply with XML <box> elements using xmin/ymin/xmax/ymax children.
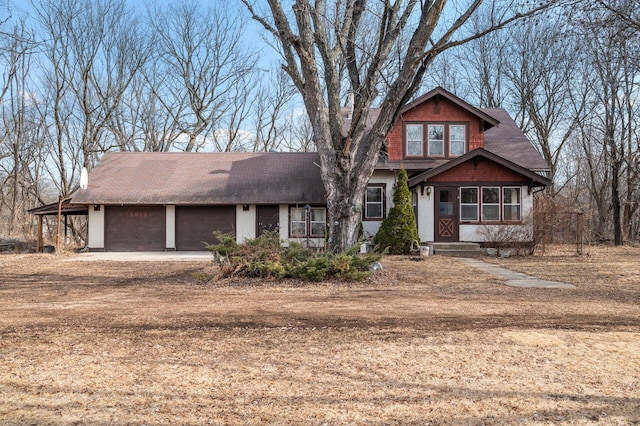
<box><xmin>1</xmin><ymin>246</ymin><xmax>639</xmax><ymax>424</ymax></box>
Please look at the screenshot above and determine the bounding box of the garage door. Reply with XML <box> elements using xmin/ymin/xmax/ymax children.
<box><xmin>176</xmin><ymin>206</ymin><xmax>236</xmax><ymax>251</ymax></box>
<box><xmin>106</xmin><ymin>206</ymin><xmax>165</xmax><ymax>251</ymax></box>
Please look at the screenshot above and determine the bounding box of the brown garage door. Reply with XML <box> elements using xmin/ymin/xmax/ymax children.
<box><xmin>176</xmin><ymin>206</ymin><xmax>236</xmax><ymax>251</ymax></box>
<box><xmin>106</xmin><ymin>206</ymin><xmax>165</xmax><ymax>251</ymax></box>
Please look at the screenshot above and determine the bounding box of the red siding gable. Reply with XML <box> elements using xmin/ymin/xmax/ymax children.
<box><xmin>386</xmin><ymin>96</ymin><xmax>484</xmax><ymax>161</ymax></box>
<box><xmin>429</xmin><ymin>157</ymin><xmax>529</xmax><ymax>183</ymax></box>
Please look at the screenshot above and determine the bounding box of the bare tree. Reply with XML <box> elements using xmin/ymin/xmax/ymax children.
<box><xmin>596</xmin><ymin>0</ymin><xmax>640</xmax><ymax>31</ymax></box>
<box><xmin>243</xmin><ymin>0</ymin><xmax>559</xmax><ymax>252</ymax></box>
<box><xmin>147</xmin><ymin>0</ymin><xmax>257</xmax><ymax>152</ymax></box>
<box><xmin>251</xmin><ymin>68</ymin><xmax>297</xmax><ymax>152</ymax></box>
<box><xmin>34</xmin><ymin>0</ymin><xmax>148</xmax><ymax>194</ymax></box>
<box><xmin>0</xmin><ymin>18</ymin><xmax>39</xmax><ymax>236</ymax></box>
<box><xmin>571</xmin><ymin>4</ymin><xmax>640</xmax><ymax>244</ymax></box>
<box><xmin>502</xmin><ymin>18</ymin><xmax>580</xmax><ymax>184</ymax></box>
<box><xmin>281</xmin><ymin>109</ymin><xmax>315</xmax><ymax>152</ymax></box>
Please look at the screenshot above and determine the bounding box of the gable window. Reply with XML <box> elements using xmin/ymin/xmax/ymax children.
<box><xmin>406</xmin><ymin>124</ymin><xmax>423</xmax><ymax>156</ymax></box>
<box><xmin>428</xmin><ymin>125</ymin><xmax>444</xmax><ymax>156</ymax></box>
<box><xmin>364</xmin><ymin>185</ymin><xmax>385</xmax><ymax>220</ymax></box>
<box><xmin>503</xmin><ymin>187</ymin><xmax>521</xmax><ymax>221</ymax></box>
<box><xmin>460</xmin><ymin>187</ymin><xmax>479</xmax><ymax>221</ymax></box>
<box><xmin>449</xmin><ymin>125</ymin><xmax>466</xmax><ymax>156</ymax></box>
<box><xmin>482</xmin><ymin>187</ymin><xmax>501</xmax><ymax>221</ymax></box>
<box><xmin>290</xmin><ymin>206</ymin><xmax>326</xmax><ymax>238</ymax></box>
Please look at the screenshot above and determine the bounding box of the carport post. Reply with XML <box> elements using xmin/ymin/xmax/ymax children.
<box><xmin>55</xmin><ymin>196</ymin><xmax>62</xmax><ymax>254</ymax></box>
<box><xmin>37</xmin><ymin>215</ymin><xmax>43</xmax><ymax>253</ymax></box>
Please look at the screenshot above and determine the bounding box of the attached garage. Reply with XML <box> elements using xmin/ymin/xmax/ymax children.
<box><xmin>106</xmin><ymin>206</ymin><xmax>165</xmax><ymax>251</ymax></box>
<box><xmin>175</xmin><ymin>206</ymin><xmax>236</xmax><ymax>251</ymax></box>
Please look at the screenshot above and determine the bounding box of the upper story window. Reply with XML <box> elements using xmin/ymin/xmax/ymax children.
<box><xmin>428</xmin><ymin>125</ymin><xmax>444</xmax><ymax>156</ymax></box>
<box><xmin>406</xmin><ymin>124</ymin><xmax>423</xmax><ymax>156</ymax></box>
<box><xmin>404</xmin><ymin>122</ymin><xmax>467</xmax><ymax>159</ymax></box>
<box><xmin>449</xmin><ymin>125</ymin><xmax>466</xmax><ymax>156</ymax></box>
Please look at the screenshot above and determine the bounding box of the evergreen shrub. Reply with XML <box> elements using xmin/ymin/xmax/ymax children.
<box><xmin>373</xmin><ymin>169</ymin><xmax>419</xmax><ymax>254</ymax></box>
<box><xmin>206</xmin><ymin>230</ymin><xmax>382</xmax><ymax>282</ymax></box>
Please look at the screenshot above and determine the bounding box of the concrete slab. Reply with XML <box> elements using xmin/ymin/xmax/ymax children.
<box><xmin>67</xmin><ymin>251</ymin><xmax>213</xmax><ymax>262</ymax></box>
<box><xmin>459</xmin><ymin>258</ymin><xmax>575</xmax><ymax>289</ymax></box>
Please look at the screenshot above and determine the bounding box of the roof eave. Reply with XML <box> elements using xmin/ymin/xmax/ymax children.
<box><xmin>407</xmin><ymin>148</ymin><xmax>553</xmax><ymax>188</ymax></box>
<box><xmin>401</xmin><ymin>86</ymin><xmax>500</xmax><ymax>129</ymax></box>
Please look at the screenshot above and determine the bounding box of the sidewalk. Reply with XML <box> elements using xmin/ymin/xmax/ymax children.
<box><xmin>69</xmin><ymin>251</ymin><xmax>212</xmax><ymax>262</ymax></box>
<box><xmin>459</xmin><ymin>258</ymin><xmax>575</xmax><ymax>289</ymax></box>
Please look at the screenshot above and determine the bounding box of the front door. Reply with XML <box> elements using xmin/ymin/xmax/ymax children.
<box><xmin>435</xmin><ymin>187</ymin><xmax>458</xmax><ymax>242</ymax></box>
<box><xmin>256</xmin><ymin>205</ymin><xmax>280</xmax><ymax>236</ymax></box>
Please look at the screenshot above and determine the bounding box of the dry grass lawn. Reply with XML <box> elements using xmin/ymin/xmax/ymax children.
<box><xmin>1</xmin><ymin>245</ymin><xmax>639</xmax><ymax>425</ymax></box>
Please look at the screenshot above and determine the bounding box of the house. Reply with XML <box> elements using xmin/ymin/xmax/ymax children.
<box><xmin>71</xmin><ymin>87</ymin><xmax>551</xmax><ymax>251</ymax></box>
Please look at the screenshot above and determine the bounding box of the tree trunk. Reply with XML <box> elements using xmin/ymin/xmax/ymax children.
<box><xmin>322</xmin><ymin>159</ymin><xmax>372</xmax><ymax>252</ymax></box>
<box><xmin>612</xmin><ymin>161</ymin><xmax>623</xmax><ymax>245</ymax></box>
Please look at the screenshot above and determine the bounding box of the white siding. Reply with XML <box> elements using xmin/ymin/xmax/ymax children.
<box><xmin>362</xmin><ymin>171</ymin><xmax>396</xmax><ymax>240</ymax></box>
<box><xmin>165</xmin><ymin>205</ymin><xmax>176</xmax><ymax>249</ymax></box>
<box><xmin>279</xmin><ymin>205</ymin><xmax>289</xmax><ymax>246</ymax></box>
<box><xmin>236</xmin><ymin>205</ymin><xmax>257</xmax><ymax>243</ymax></box>
<box><xmin>416</xmin><ymin>186</ymin><xmax>434</xmax><ymax>242</ymax></box>
<box><xmin>88</xmin><ymin>205</ymin><xmax>104</xmax><ymax>249</ymax></box>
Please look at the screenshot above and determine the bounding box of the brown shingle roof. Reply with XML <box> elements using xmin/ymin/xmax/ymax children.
<box><xmin>482</xmin><ymin>108</ymin><xmax>550</xmax><ymax>172</ymax></box>
<box><xmin>71</xmin><ymin>152</ymin><xmax>326</xmax><ymax>205</ymax></box>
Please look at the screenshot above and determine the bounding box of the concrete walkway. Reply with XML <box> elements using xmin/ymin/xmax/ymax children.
<box><xmin>68</xmin><ymin>251</ymin><xmax>213</xmax><ymax>262</ymax></box>
<box><xmin>458</xmin><ymin>258</ymin><xmax>575</xmax><ymax>289</ymax></box>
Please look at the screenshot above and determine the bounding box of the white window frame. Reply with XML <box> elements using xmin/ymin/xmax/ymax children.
<box><xmin>406</xmin><ymin>124</ymin><xmax>423</xmax><ymax>156</ymax></box>
<box><xmin>364</xmin><ymin>185</ymin><xmax>385</xmax><ymax>220</ymax></box>
<box><xmin>290</xmin><ymin>206</ymin><xmax>326</xmax><ymax>238</ymax></box>
<box><xmin>502</xmin><ymin>187</ymin><xmax>522</xmax><ymax>221</ymax></box>
<box><xmin>309</xmin><ymin>208</ymin><xmax>326</xmax><ymax>237</ymax></box>
<box><xmin>460</xmin><ymin>187</ymin><xmax>479</xmax><ymax>222</ymax></box>
<box><xmin>449</xmin><ymin>124</ymin><xmax>466</xmax><ymax>156</ymax></box>
<box><xmin>481</xmin><ymin>187</ymin><xmax>501</xmax><ymax>221</ymax></box>
<box><xmin>290</xmin><ymin>207</ymin><xmax>307</xmax><ymax>237</ymax></box>
<box><xmin>428</xmin><ymin>124</ymin><xmax>445</xmax><ymax>156</ymax></box>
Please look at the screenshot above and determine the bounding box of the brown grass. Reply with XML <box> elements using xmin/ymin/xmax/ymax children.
<box><xmin>1</xmin><ymin>246</ymin><xmax>639</xmax><ymax>425</ymax></box>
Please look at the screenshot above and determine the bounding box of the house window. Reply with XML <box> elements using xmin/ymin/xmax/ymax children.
<box><xmin>364</xmin><ymin>185</ymin><xmax>385</xmax><ymax>220</ymax></box>
<box><xmin>503</xmin><ymin>187</ymin><xmax>521</xmax><ymax>221</ymax></box>
<box><xmin>428</xmin><ymin>125</ymin><xmax>444</xmax><ymax>156</ymax></box>
<box><xmin>290</xmin><ymin>208</ymin><xmax>307</xmax><ymax>237</ymax></box>
<box><xmin>310</xmin><ymin>208</ymin><xmax>326</xmax><ymax>237</ymax></box>
<box><xmin>460</xmin><ymin>187</ymin><xmax>479</xmax><ymax>221</ymax></box>
<box><xmin>449</xmin><ymin>125</ymin><xmax>465</xmax><ymax>156</ymax></box>
<box><xmin>482</xmin><ymin>187</ymin><xmax>501</xmax><ymax>221</ymax></box>
<box><xmin>406</xmin><ymin>124</ymin><xmax>423</xmax><ymax>156</ymax></box>
<box><xmin>290</xmin><ymin>206</ymin><xmax>326</xmax><ymax>237</ymax></box>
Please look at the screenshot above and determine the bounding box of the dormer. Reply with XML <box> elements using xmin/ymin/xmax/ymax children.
<box><xmin>385</xmin><ymin>87</ymin><xmax>499</xmax><ymax>162</ymax></box>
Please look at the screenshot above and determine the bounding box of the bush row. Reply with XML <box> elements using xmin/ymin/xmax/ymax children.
<box><xmin>207</xmin><ymin>231</ymin><xmax>383</xmax><ymax>282</ymax></box>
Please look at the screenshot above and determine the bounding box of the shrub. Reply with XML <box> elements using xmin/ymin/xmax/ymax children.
<box><xmin>206</xmin><ymin>231</ymin><xmax>382</xmax><ymax>282</ymax></box>
<box><xmin>373</xmin><ymin>169</ymin><xmax>419</xmax><ymax>254</ymax></box>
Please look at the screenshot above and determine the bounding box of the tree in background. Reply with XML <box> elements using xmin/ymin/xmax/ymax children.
<box><xmin>373</xmin><ymin>169</ymin><xmax>418</xmax><ymax>255</ymax></box>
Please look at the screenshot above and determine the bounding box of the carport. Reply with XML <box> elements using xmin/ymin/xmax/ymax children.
<box><xmin>28</xmin><ymin>198</ymin><xmax>88</xmax><ymax>252</ymax></box>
